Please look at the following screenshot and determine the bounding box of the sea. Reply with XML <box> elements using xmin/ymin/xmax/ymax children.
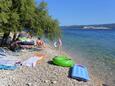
<box><xmin>61</xmin><ymin>28</ymin><xmax>115</xmax><ymax>85</ymax></box>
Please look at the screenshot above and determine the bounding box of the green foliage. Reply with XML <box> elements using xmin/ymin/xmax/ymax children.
<box><xmin>0</xmin><ymin>0</ymin><xmax>11</xmax><ymax>28</ymax></box>
<box><xmin>0</xmin><ymin>0</ymin><xmax>60</xmax><ymax>40</ymax></box>
<box><xmin>37</xmin><ymin>1</ymin><xmax>48</xmax><ymax>16</ymax></box>
<box><xmin>0</xmin><ymin>0</ymin><xmax>20</xmax><ymax>32</ymax></box>
<box><xmin>33</xmin><ymin>1</ymin><xmax>61</xmax><ymax>40</ymax></box>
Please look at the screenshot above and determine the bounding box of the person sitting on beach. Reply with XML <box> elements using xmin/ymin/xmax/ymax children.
<box><xmin>36</xmin><ymin>37</ymin><xmax>45</xmax><ymax>48</ymax></box>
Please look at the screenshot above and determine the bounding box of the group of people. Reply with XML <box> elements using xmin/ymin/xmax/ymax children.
<box><xmin>10</xmin><ymin>32</ymin><xmax>62</xmax><ymax>52</ymax></box>
<box><xmin>10</xmin><ymin>32</ymin><xmax>46</xmax><ymax>51</ymax></box>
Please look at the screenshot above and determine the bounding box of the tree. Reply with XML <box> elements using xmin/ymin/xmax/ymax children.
<box><xmin>0</xmin><ymin>0</ymin><xmax>60</xmax><ymax>46</ymax></box>
<box><xmin>0</xmin><ymin>0</ymin><xmax>36</xmax><ymax>45</ymax></box>
<box><xmin>33</xmin><ymin>1</ymin><xmax>61</xmax><ymax>40</ymax></box>
<box><xmin>0</xmin><ymin>0</ymin><xmax>13</xmax><ymax>46</ymax></box>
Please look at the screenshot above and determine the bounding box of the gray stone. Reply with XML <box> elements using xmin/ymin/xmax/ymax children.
<box><xmin>26</xmin><ymin>83</ymin><xmax>32</xmax><ymax>86</ymax></box>
<box><xmin>44</xmin><ymin>80</ymin><xmax>49</xmax><ymax>83</ymax></box>
<box><xmin>51</xmin><ymin>81</ymin><xmax>57</xmax><ymax>84</ymax></box>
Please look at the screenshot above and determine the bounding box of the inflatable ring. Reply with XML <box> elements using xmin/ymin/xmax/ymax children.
<box><xmin>53</xmin><ymin>56</ymin><xmax>75</xmax><ymax>67</ymax></box>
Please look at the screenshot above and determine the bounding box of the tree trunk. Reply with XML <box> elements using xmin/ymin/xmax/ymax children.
<box><xmin>12</xmin><ymin>32</ymin><xmax>17</xmax><ymax>42</ymax></box>
<box><xmin>0</xmin><ymin>31</ymin><xmax>10</xmax><ymax>46</ymax></box>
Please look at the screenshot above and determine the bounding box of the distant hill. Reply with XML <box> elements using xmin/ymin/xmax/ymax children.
<box><xmin>61</xmin><ymin>23</ymin><xmax>115</xmax><ymax>29</ymax></box>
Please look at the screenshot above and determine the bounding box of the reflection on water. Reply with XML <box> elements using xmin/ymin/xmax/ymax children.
<box><xmin>62</xmin><ymin>29</ymin><xmax>115</xmax><ymax>85</ymax></box>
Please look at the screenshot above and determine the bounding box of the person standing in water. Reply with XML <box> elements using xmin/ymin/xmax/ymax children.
<box><xmin>54</xmin><ymin>38</ymin><xmax>62</xmax><ymax>54</ymax></box>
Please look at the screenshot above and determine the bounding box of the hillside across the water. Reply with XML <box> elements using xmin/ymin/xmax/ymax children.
<box><xmin>61</xmin><ymin>23</ymin><xmax>115</xmax><ymax>29</ymax></box>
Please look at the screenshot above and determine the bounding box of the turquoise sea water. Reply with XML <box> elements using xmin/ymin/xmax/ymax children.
<box><xmin>61</xmin><ymin>28</ymin><xmax>115</xmax><ymax>85</ymax></box>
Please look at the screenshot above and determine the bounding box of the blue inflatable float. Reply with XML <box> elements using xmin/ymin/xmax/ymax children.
<box><xmin>71</xmin><ymin>64</ymin><xmax>90</xmax><ymax>81</ymax></box>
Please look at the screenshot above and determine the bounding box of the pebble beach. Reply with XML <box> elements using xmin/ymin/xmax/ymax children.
<box><xmin>0</xmin><ymin>45</ymin><xmax>104</xmax><ymax>86</ymax></box>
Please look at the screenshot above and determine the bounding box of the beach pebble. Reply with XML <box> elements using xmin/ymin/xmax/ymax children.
<box><xmin>110</xmin><ymin>72</ymin><xmax>112</xmax><ymax>75</ymax></box>
<box><xmin>0</xmin><ymin>47</ymin><xmax>107</xmax><ymax>86</ymax></box>
<box><xmin>83</xmin><ymin>85</ymin><xmax>89</xmax><ymax>86</ymax></box>
<box><xmin>26</xmin><ymin>83</ymin><xmax>32</xmax><ymax>86</ymax></box>
<box><xmin>102</xmin><ymin>84</ymin><xmax>109</xmax><ymax>86</ymax></box>
<box><xmin>44</xmin><ymin>80</ymin><xmax>49</xmax><ymax>83</ymax></box>
<box><xmin>51</xmin><ymin>81</ymin><xmax>57</xmax><ymax>84</ymax></box>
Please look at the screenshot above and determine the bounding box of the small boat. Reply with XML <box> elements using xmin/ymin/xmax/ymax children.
<box><xmin>71</xmin><ymin>64</ymin><xmax>90</xmax><ymax>81</ymax></box>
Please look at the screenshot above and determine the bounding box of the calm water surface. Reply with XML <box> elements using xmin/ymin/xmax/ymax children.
<box><xmin>61</xmin><ymin>28</ymin><xmax>115</xmax><ymax>85</ymax></box>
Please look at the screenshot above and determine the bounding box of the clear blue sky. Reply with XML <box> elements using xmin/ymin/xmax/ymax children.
<box><xmin>36</xmin><ymin>0</ymin><xmax>115</xmax><ymax>26</ymax></box>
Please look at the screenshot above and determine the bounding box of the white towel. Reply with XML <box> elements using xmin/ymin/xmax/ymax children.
<box><xmin>0</xmin><ymin>60</ymin><xmax>19</xmax><ymax>66</ymax></box>
<box><xmin>23</xmin><ymin>56</ymin><xmax>39</xmax><ymax>67</ymax></box>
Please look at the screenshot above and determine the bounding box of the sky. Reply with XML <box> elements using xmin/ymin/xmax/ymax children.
<box><xmin>36</xmin><ymin>0</ymin><xmax>115</xmax><ymax>26</ymax></box>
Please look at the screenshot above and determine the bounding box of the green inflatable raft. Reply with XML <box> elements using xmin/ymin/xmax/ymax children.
<box><xmin>53</xmin><ymin>56</ymin><xmax>75</xmax><ymax>67</ymax></box>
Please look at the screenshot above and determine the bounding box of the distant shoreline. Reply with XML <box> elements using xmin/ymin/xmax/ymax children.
<box><xmin>61</xmin><ymin>23</ymin><xmax>115</xmax><ymax>29</ymax></box>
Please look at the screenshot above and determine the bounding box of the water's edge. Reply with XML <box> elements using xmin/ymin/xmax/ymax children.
<box><xmin>62</xmin><ymin>29</ymin><xmax>115</xmax><ymax>85</ymax></box>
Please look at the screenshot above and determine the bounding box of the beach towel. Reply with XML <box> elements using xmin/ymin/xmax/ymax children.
<box><xmin>0</xmin><ymin>48</ymin><xmax>6</xmax><ymax>53</ymax></box>
<box><xmin>0</xmin><ymin>59</ymin><xmax>19</xmax><ymax>70</ymax></box>
<box><xmin>0</xmin><ymin>53</ymin><xmax>6</xmax><ymax>58</ymax></box>
<box><xmin>0</xmin><ymin>48</ymin><xmax>7</xmax><ymax>57</ymax></box>
<box><xmin>0</xmin><ymin>65</ymin><xmax>17</xmax><ymax>70</ymax></box>
<box><xmin>0</xmin><ymin>60</ymin><xmax>18</xmax><ymax>66</ymax></box>
<box><xmin>23</xmin><ymin>56</ymin><xmax>39</xmax><ymax>67</ymax></box>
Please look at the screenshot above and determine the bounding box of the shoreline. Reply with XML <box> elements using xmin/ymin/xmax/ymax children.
<box><xmin>0</xmin><ymin>44</ymin><xmax>103</xmax><ymax>86</ymax></box>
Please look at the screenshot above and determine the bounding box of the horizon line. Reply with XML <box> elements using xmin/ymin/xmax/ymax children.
<box><xmin>60</xmin><ymin>23</ymin><xmax>115</xmax><ymax>26</ymax></box>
